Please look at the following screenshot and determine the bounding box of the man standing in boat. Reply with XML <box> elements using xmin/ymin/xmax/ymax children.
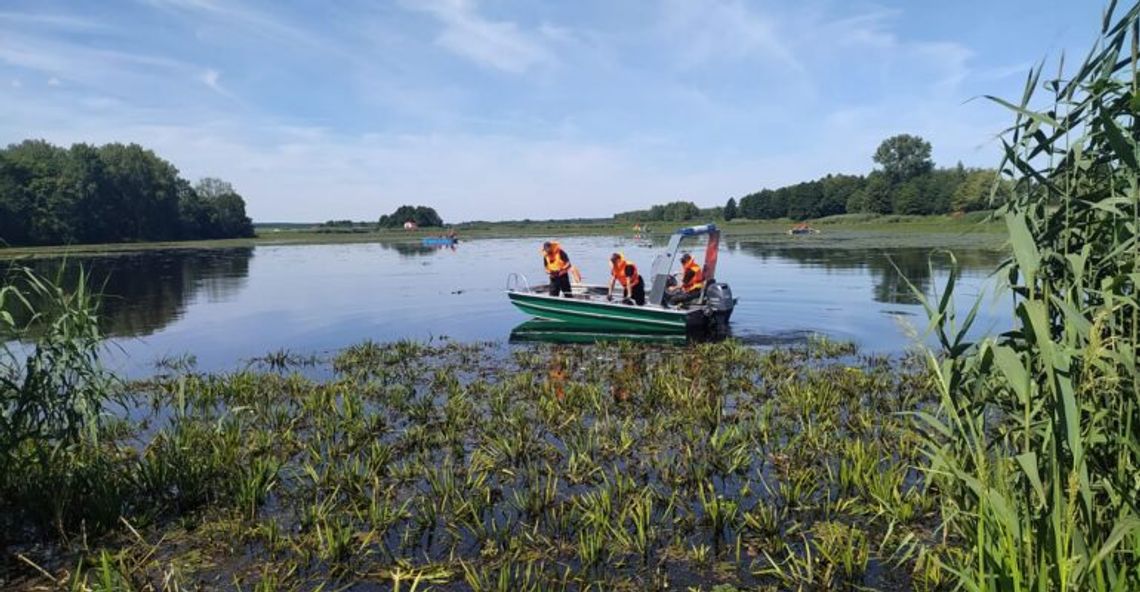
<box><xmin>608</xmin><ymin>252</ymin><xmax>645</xmax><ymax>305</ymax></box>
<box><xmin>667</xmin><ymin>252</ymin><xmax>704</xmax><ymax>306</ymax></box>
<box><xmin>542</xmin><ymin>241</ymin><xmax>573</xmax><ymax>297</ymax></box>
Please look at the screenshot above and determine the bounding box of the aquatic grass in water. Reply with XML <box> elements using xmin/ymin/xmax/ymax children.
<box><xmin>2</xmin><ymin>335</ymin><xmax>956</xmax><ymax>591</ymax></box>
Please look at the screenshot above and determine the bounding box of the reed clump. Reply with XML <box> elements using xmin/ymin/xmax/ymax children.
<box><xmin>909</xmin><ymin>2</ymin><xmax>1140</xmax><ymax>589</ymax></box>
<box><xmin>1</xmin><ymin>265</ymin><xmax>123</xmax><ymax>540</ymax></box>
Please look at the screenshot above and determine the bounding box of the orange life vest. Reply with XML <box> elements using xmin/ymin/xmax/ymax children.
<box><xmin>610</xmin><ymin>256</ymin><xmax>642</xmax><ymax>289</ymax></box>
<box><xmin>681</xmin><ymin>259</ymin><xmax>704</xmax><ymax>292</ymax></box>
<box><xmin>543</xmin><ymin>242</ymin><xmax>570</xmax><ymax>274</ymax></box>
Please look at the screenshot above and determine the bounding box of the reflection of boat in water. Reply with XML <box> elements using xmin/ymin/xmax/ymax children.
<box><xmin>506</xmin><ymin>224</ymin><xmax>736</xmax><ymax>336</ymax></box>
<box><xmin>383</xmin><ymin>242</ymin><xmax>445</xmax><ymax>256</ymax></box>
<box><xmin>422</xmin><ymin>237</ymin><xmax>459</xmax><ymax>246</ymax></box>
<box><xmin>509</xmin><ymin>320</ymin><xmax>687</xmax><ymax>344</ymax></box>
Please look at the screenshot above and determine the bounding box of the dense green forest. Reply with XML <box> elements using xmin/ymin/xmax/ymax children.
<box><xmin>618</xmin><ymin>135</ymin><xmax>1010</xmax><ymax>223</ymax></box>
<box><xmin>0</xmin><ymin>140</ymin><xmax>254</xmax><ymax>247</ymax></box>
<box><xmin>378</xmin><ymin>205</ymin><xmax>444</xmax><ymax>228</ymax></box>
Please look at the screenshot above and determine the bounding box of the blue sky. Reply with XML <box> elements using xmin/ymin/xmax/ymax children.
<box><xmin>0</xmin><ymin>0</ymin><xmax>1107</xmax><ymax>222</ymax></box>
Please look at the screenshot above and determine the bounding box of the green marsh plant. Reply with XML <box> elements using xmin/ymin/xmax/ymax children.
<box><xmin>911</xmin><ymin>3</ymin><xmax>1140</xmax><ymax>588</ymax></box>
<box><xmin>15</xmin><ymin>325</ymin><xmax>954</xmax><ymax>589</ymax></box>
<box><xmin>1</xmin><ymin>264</ymin><xmax>120</xmax><ymax>537</ymax></box>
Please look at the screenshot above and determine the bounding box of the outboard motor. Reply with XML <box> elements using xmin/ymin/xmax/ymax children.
<box><xmin>703</xmin><ymin>282</ymin><xmax>736</xmax><ymax>335</ymax></box>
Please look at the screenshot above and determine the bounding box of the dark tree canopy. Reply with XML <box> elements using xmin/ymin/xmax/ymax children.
<box><xmin>701</xmin><ymin>135</ymin><xmax>1003</xmax><ymax>221</ymax></box>
<box><xmin>952</xmin><ymin>169</ymin><xmax>1012</xmax><ymax>212</ymax></box>
<box><xmin>193</xmin><ymin>178</ymin><xmax>255</xmax><ymax>239</ymax></box>
<box><xmin>614</xmin><ymin>200</ymin><xmax>703</xmax><ymax>223</ymax></box>
<box><xmin>0</xmin><ymin>140</ymin><xmax>253</xmax><ymax>247</ymax></box>
<box><xmin>660</xmin><ymin>201</ymin><xmax>700</xmax><ymax>221</ymax></box>
<box><xmin>857</xmin><ymin>172</ymin><xmax>893</xmax><ymax>214</ymax></box>
<box><xmin>378</xmin><ymin>205</ymin><xmax>444</xmax><ymax>228</ymax></box>
<box><xmin>873</xmin><ymin>134</ymin><xmax>934</xmax><ymax>182</ymax></box>
<box><xmin>723</xmin><ymin>198</ymin><xmax>738</xmax><ymax>221</ymax></box>
<box><xmin>892</xmin><ymin>179</ymin><xmax>924</xmax><ymax>214</ymax></box>
<box><xmin>820</xmin><ymin>174</ymin><xmax>863</xmax><ymax>217</ymax></box>
<box><xmin>622</xmin><ymin>153</ymin><xmax>999</xmax><ymax>223</ymax></box>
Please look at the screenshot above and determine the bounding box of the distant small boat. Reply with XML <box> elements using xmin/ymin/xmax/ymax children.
<box><xmin>422</xmin><ymin>237</ymin><xmax>458</xmax><ymax>246</ymax></box>
<box><xmin>787</xmin><ymin>223</ymin><xmax>818</xmax><ymax>236</ymax></box>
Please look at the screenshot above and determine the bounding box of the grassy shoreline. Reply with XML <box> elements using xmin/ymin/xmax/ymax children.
<box><xmin>0</xmin><ymin>213</ymin><xmax>1007</xmax><ymax>259</ymax></box>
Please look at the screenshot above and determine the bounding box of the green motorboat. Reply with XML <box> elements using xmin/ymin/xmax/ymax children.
<box><xmin>507</xmin><ymin>286</ymin><xmax>699</xmax><ymax>333</ymax></box>
<box><xmin>506</xmin><ymin>224</ymin><xmax>736</xmax><ymax>335</ymax></box>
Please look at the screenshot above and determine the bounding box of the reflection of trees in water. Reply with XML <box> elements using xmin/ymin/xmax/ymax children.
<box><xmin>733</xmin><ymin>244</ymin><xmax>998</xmax><ymax>304</ymax></box>
<box><xmin>869</xmin><ymin>250</ymin><xmax>934</xmax><ymax>305</ymax></box>
<box><xmin>4</xmin><ymin>248</ymin><xmax>253</xmax><ymax>338</ymax></box>
<box><xmin>378</xmin><ymin>241</ymin><xmax>456</xmax><ymax>257</ymax></box>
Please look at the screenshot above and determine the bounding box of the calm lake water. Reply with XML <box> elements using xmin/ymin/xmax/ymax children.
<box><xmin>5</xmin><ymin>236</ymin><xmax>1010</xmax><ymax>375</ymax></box>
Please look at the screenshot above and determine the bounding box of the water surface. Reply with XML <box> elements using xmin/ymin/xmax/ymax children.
<box><xmin>5</xmin><ymin>236</ymin><xmax>1008</xmax><ymax>375</ymax></box>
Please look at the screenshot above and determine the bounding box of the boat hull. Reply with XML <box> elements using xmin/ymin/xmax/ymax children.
<box><xmin>507</xmin><ymin>291</ymin><xmax>700</xmax><ymax>334</ymax></box>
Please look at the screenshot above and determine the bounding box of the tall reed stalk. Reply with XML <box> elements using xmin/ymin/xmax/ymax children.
<box><xmin>1</xmin><ymin>265</ymin><xmax>109</xmax><ymax>448</ymax></box>
<box><xmin>913</xmin><ymin>2</ymin><xmax>1140</xmax><ymax>589</ymax></box>
<box><xmin>1</xmin><ymin>264</ymin><xmax>115</xmax><ymax>536</ymax></box>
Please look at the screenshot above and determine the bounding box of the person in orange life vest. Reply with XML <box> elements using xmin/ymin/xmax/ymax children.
<box><xmin>608</xmin><ymin>252</ymin><xmax>645</xmax><ymax>305</ymax></box>
<box><xmin>667</xmin><ymin>252</ymin><xmax>704</xmax><ymax>306</ymax></box>
<box><xmin>542</xmin><ymin>241</ymin><xmax>573</xmax><ymax>297</ymax></box>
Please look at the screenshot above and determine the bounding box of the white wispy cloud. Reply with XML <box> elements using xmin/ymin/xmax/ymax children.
<box><xmin>0</xmin><ymin>26</ymin><xmax>231</xmax><ymax>109</ymax></box>
<box><xmin>0</xmin><ymin>82</ymin><xmax>758</xmax><ymax>221</ymax></box>
<box><xmin>402</xmin><ymin>0</ymin><xmax>553</xmax><ymax>73</ymax></box>
<box><xmin>658</xmin><ymin>0</ymin><xmax>803</xmax><ymax>72</ymax></box>
<box><xmin>814</xmin><ymin>8</ymin><xmax>975</xmax><ymax>93</ymax></box>
<box><xmin>823</xmin><ymin>9</ymin><xmax>901</xmax><ymax>49</ymax></box>
<box><xmin>138</xmin><ymin>0</ymin><xmax>317</xmax><ymax>48</ymax></box>
<box><xmin>975</xmin><ymin>61</ymin><xmax>1035</xmax><ymax>82</ymax></box>
<box><xmin>197</xmin><ymin>67</ymin><xmax>237</xmax><ymax>100</ymax></box>
<box><xmin>0</xmin><ymin>11</ymin><xmax>107</xmax><ymax>31</ymax></box>
<box><xmin>201</xmin><ymin>68</ymin><xmax>219</xmax><ymax>89</ymax></box>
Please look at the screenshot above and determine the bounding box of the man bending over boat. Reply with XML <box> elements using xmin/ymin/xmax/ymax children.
<box><xmin>667</xmin><ymin>252</ymin><xmax>704</xmax><ymax>306</ymax></box>
<box><xmin>608</xmin><ymin>253</ymin><xmax>645</xmax><ymax>305</ymax></box>
<box><xmin>542</xmin><ymin>241</ymin><xmax>573</xmax><ymax>297</ymax></box>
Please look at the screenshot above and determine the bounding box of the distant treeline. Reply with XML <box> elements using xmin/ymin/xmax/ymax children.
<box><xmin>617</xmin><ymin>135</ymin><xmax>1011</xmax><ymax>223</ymax></box>
<box><xmin>321</xmin><ymin>219</ymin><xmax>362</xmax><ymax>228</ymax></box>
<box><xmin>255</xmin><ymin>222</ymin><xmax>312</xmax><ymax>230</ymax></box>
<box><xmin>457</xmin><ymin>217</ymin><xmax>612</xmax><ymax>227</ymax></box>
<box><xmin>0</xmin><ymin>140</ymin><xmax>254</xmax><ymax>247</ymax></box>
<box><xmin>614</xmin><ymin>201</ymin><xmax>722</xmax><ymax>223</ymax></box>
